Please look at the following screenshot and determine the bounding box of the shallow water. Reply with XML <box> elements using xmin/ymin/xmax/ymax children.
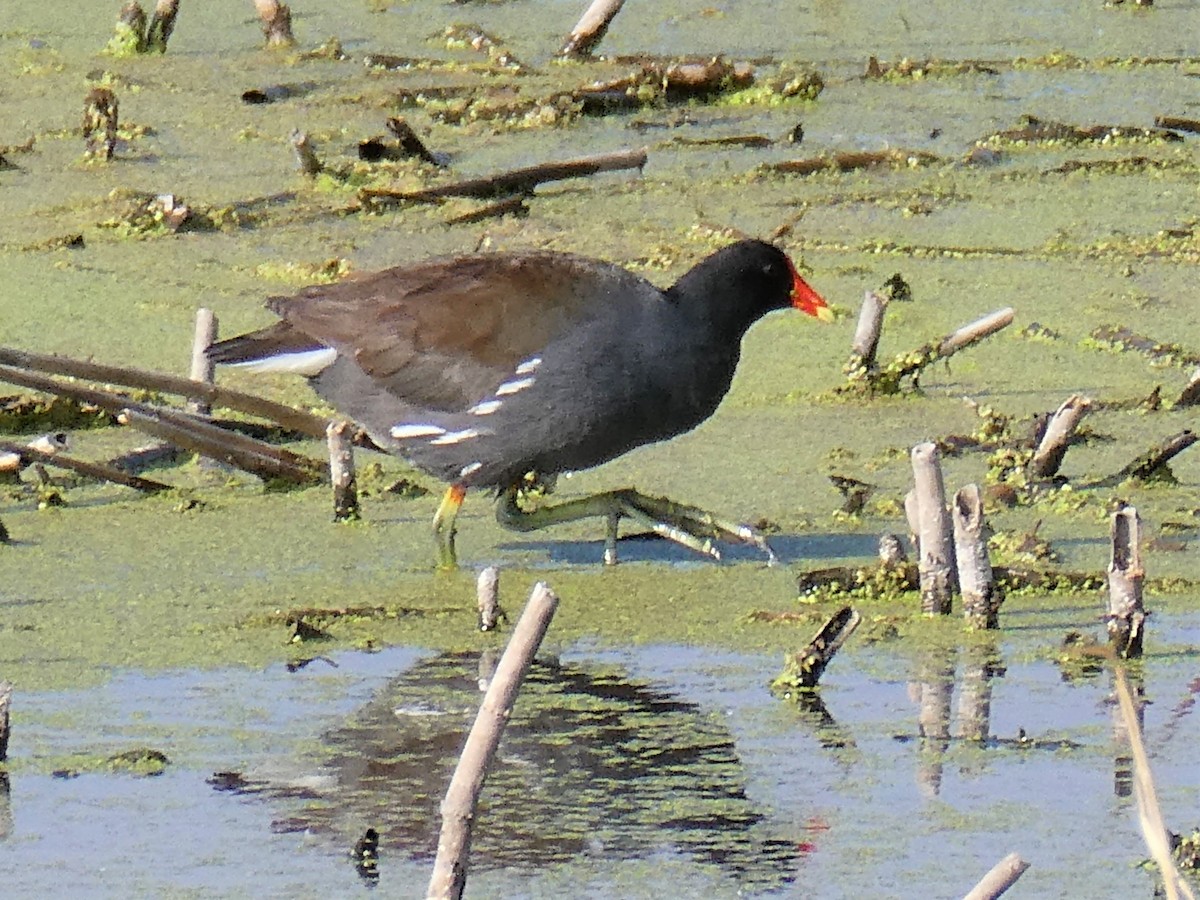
<box><xmin>4</xmin><ymin>633</ymin><xmax>1199</xmax><ymax>898</ymax></box>
<box><xmin>2</xmin><ymin>0</ymin><xmax>1200</xmax><ymax>896</ymax></box>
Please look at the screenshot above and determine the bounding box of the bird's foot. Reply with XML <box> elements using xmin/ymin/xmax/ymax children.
<box><xmin>497</xmin><ymin>485</ymin><xmax>776</xmax><ymax>565</ymax></box>
<box><xmin>616</xmin><ymin>491</ymin><xmax>778</xmax><ymax>566</ymax></box>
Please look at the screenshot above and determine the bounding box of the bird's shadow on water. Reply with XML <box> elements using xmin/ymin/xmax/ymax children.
<box><xmin>500</xmin><ymin>531</ymin><xmax>883</xmax><ymax>567</ymax></box>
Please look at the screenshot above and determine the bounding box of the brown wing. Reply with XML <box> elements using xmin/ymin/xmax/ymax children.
<box><xmin>266</xmin><ymin>251</ymin><xmax>657</xmax><ymax>411</ymax></box>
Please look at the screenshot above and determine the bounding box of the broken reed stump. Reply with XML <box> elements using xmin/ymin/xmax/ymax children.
<box><xmin>291</xmin><ymin>129</ymin><xmax>322</xmax><ymax>176</ymax></box>
<box><xmin>476</xmin><ymin>566</ymin><xmax>502</xmax><ymax>632</ymax></box>
<box><xmin>911</xmin><ymin>442</ymin><xmax>956</xmax><ymax>615</ymax></box>
<box><xmin>558</xmin><ymin>0</ymin><xmax>625</xmax><ymax>58</ymax></box>
<box><xmin>427</xmin><ymin>582</ymin><xmax>560</xmax><ymax>900</ymax></box>
<box><xmin>953</xmin><ymin>484</ymin><xmax>1001</xmax><ymax>628</ymax></box>
<box><xmin>0</xmin><ymin>681</ymin><xmax>12</xmax><ymax>761</ymax></box>
<box><xmin>844</xmin><ymin>291</ymin><xmax>887</xmax><ymax>380</ymax></box>
<box><xmin>1107</xmin><ymin>505</ymin><xmax>1146</xmax><ymax>659</ymax></box>
<box><xmin>253</xmin><ymin>0</ymin><xmax>295</xmax><ymax>47</ymax></box>
<box><xmin>145</xmin><ymin>0</ymin><xmax>181</xmax><ymax>52</ymax></box>
<box><xmin>1028</xmin><ymin>394</ymin><xmax>1091</xmax><ymax>478</ymax></box>
<box><xmin>961</xmin><ymin>851</ymin><xmax>1031</xmax><ymax>900</ymax></box>
<box><xmin>109</xmin><ymin>2</ymin><xmax>148</xmax><ymax>55</ymax></box>
<box><xmin>326</xmin><ymin>420</ymin><xmax>359</xmax><ymax>522</ymax></box>
<box><xmin>187</xmin><ymin>307</ymin><xmax>218</xmax><ymax>417</ymax></box>
<box><xmin>82</xmin><ymin>88</ymin><xmax>119</xmax><ymax>161</ymax></box>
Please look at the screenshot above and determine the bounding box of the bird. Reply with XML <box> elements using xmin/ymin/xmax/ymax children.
<box><xmin>207</xmin><ymin>239</ymin><xmax>832</xmax><ymax>568</ymax></box>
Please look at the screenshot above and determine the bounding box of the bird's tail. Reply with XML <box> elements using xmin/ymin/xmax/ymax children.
<box><xmin>207</xmin><ymin>322</ymin><xmax>335</xmax><ymax>375</ymax></box>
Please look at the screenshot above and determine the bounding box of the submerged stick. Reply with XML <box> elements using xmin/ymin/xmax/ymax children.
<box><xmin>0</xmin><ymin>364</ymin><xmax>324</xmax><ymax>484</ymax></box>
<box><xmin>446</xmin><ymin>195</ymin><xmax>528</xmax><ymax>226</ymax></box>
<box><xmin>0</xmin><ymin>433</ymin><xmax>67</xmax><ymax>473</ymax></box>
<box><xmin>890</xmin><ymin>307</ymin><xmax>1014</xmax><ymax>387</ymax></box>
<box><xmin>187</xmin><ymin>307</ymin><xmax>218</xmax><ymax>417</ymax></box>
<box><xmin>327</xmin><ymin>420</ymin><xmax>359</xmax><ymax>521</ymax></box>
<box><xmin>911</xmin><ymin>442</ymin><xmax>955</xmax><ymax>615</ymax></box>
<box><xmin>1114</xmin><ymin>668</ymin><xmax>1196</xmax><ymax>900</ymax></box>
<box><xmin>558</xmin><ymin>0</ymin><xmax>625</xmax><ymax>58</ymax></box>
<box><xmin>953</xmin><ymin>484</ymin><xmax>1000</xmax><ymax>628</ymax></box>
<box><xmin>1154</xmin><ymin>115</ymin><xmax>1200</xmax><ymax>135</ymax></box>
<box><xmin>386</xmin><ymin>116</ymin><xmax>439</xmax><ymax>165</ymax></box>
<box><xmin>939</xmin><ymin>308</ymin><xmax>1015</xmax><ymax>356</ymax></box>
<box><xmin>0</xmin><ymin>347</ymin><xmax>329</xmax><ymax>437</ymax></box>
<box><xmin>766</xmin><ymin>148</ymin><xmax>940</xmax><ymax>176</ymax></box>
<box><xmin>1176</xmin><ymin>369</ymin><xmax>1200</xmax><ymax>407</ymax></box>
<box><xmin>846</xmin><ymin>308</ymin><xmax>1014</xmax><ymax>394</ymax></box>
<box><xmin>774</xmin><ymin>607</ymin><xmax>861</xmax><ymax>693</ymax></box>
<box><xmin>1090</xmin><ymin>430</ymin><xmax>1197</xmax><ymax>488</ymax></box>
<box><xmin>0</xmin><ymin>440</ymin><xmax>170</xmax><ymax>493</ymax></box>
<box><xmin>121</xmin><ymin>406</ymin><xmax>324</xmax><ymax>485</ymax></box>
<box><xmin>428</xmin><ymin>582</ymin><xmax>559</xmax><ymax>900</ymax></box>
<box><xmin>961</xmin><ymin>851</ymin><xmax>1031</xmax><ymax>900</ymax></box>
<box><xmin>1107</xmin><ymin>505</ymin><xmax>1146</xmax><ymax>659</ymax></box>
<box><xmin>362</xmin><ymin>148</ymin><xmax>648</xmax><ymax>205</ymax></box>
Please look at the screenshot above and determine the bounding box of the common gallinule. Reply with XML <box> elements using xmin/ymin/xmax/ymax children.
<box><xmin>208</xmin><ymin>239</ymin><xmax>831</xmax><ymax>567</ymax></box>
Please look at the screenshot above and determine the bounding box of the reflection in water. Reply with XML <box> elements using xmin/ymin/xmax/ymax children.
<box><xmin>1111</xmin><ymin>669</ymin><xmax>1146</xmax><ymax>799</ymax></box>
<box><xmin>912</xmin><ymin>649</ymin><xmax>956</xmax><ymax>798</ymax></box>
<box><xmin>221</xmin><ymin>652</ymin><xmax>803</xmax><ymax>892</ymax></box>
<box><xmin>904</xmin><ymin>642</ymin><xmax>1007</xmax><ymax>797</ymax></box>
<box><xmin>0</xmin><ymin>771</ymin><xmax>10</xmax><ymax>842</ymax></box>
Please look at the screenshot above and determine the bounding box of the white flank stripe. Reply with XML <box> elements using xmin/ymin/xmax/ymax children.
<box><xmin>430</xmin><ymin>429</ymin><xmax>480</xmax><ymax>445</ymax></box>
<box><xmin>459</xmin><ymin>462</ymin><xmax>483</xmax><ymax>478</ymax></box>
<box><xmin>515</xmin><ymin>357</ymin><xmax>542</xmax><ymax>375</ymax></box>
<box><xmin>390</xmin><ymin>424</ymin><xmax>447</xmax><ymax>439</ymax></box>
<box><xmin>232</xmin><ymin>348</ymin><xmax>337</xmax><ymax>376</ymax></box>
<box><xmin>468</xmin><ymin>399</ymin><xmax>502</xmax><ymax>416</ymax></box>
<box><xmin>495</xmin><ymin>377</ymin><xmax>535</xmax><ymax>396</ymax></box>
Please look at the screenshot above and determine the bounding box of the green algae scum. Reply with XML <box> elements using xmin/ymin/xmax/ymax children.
<box><xmin>2</xmin><ymin>0</ymin><xmax>1200</xmax><ymax>896</ymax></box>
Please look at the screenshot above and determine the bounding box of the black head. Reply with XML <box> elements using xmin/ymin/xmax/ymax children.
<box><xmin>667</xmin><ymin>239</ymin><xmax>827</xmax><ymax>335</ymax></box>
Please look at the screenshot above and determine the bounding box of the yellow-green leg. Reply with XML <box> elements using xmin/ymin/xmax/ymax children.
<box><xmin>432</xmin><ymin>483</ymin><xmax>467</xmax><ymax>570</ymax></box>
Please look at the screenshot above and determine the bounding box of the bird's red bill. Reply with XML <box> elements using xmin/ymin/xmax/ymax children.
<box><xmin>787</xmin><ymin>261</ymin><xmax>834</xmax><ymax>322</ymax></box>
